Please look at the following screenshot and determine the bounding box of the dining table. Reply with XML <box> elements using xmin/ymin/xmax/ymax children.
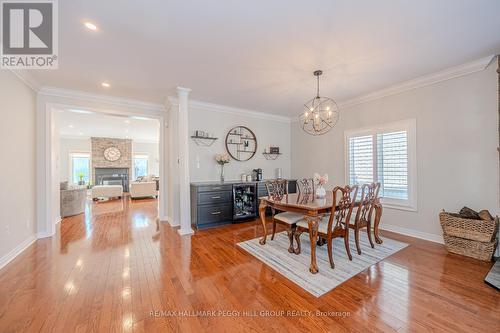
<box><xmin>258</xmin><ymin>192</ymin><xmax>383</xmax><ymax>274</ymax></box>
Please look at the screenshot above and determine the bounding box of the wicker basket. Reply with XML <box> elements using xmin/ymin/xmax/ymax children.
<box><xmin>443</xmin><ymin>234</ymin><xmax>498</xmax><ymax>261</ymax></box>
<box><xmin>439</xmin><ymin>211</ymin><xmax>498</xmax><ymax>242</ymax></box>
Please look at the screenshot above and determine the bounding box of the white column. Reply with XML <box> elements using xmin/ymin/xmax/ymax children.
<box><xmin>177</xmin><ymin>87</ymin><xmax>194</xmax><ymax>235</ymax></box>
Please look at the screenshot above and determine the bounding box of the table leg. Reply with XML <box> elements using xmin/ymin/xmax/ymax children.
<box><xmin>287</xmin><ymin>225</ymin><xmax>296</xmax><ymax>253</ymax></box>
<box><xmin>307</xmin><ymin>216</ymin><xmax>320</xmax><ymax>274</ymax></box>
<box><xmin>259</xmin><ymin>201</ymin><xmax>268</xmax><ymax>245</ymax></box>
<box><xmin>374</xmin><ymin>202</ymin><xmax>383</xmax><ymax>244</ymax></box>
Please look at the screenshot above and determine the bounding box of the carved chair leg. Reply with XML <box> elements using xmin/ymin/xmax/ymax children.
<box><xmin>354</xmin><ymin>226</ymin><xmax>362</xmax><ymax>255</ymax></box>
<box><xmin>367</xmin><ymin>220</ymin><xmax>374</xmax><ymax>248</ymax></box>
<box><xmin>344</xmin><ymin>228</ymin><xmax>353</xmax><ymax>261</ymax></box>
<box><xmin>294</xmin><ymin>231</ymin><xmax>302</xmax><ymax>254</ymax></box>
<box><xmin>327</xmin><ymin>236</ymin><xmax>335</xmax><ymax>269</ymax></box>
<box><xmin>271</xmin><ymin>220</ymin><xmax>277</xmax><ymax>240</ymax></box>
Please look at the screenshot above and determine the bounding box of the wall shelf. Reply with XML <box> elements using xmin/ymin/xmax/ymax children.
<box><xmin>262</xmin><ymin>152</ymin><xmax>282</xmax><ymax>160</ymax></box>
<box><xmin>191</xmin><ymin>136</ymin><xmax>218</xmax><ymax>147</ymax></box>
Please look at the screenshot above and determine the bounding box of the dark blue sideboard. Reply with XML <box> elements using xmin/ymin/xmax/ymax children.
<box><xmin>190</xmin><ymin>180</ymin><xmax>296</xmax><ymax>230</ymax></box>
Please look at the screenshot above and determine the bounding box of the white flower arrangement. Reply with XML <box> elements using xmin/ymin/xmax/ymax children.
<box><xmin>215</xmin><ymin>153</ymin><xmax>231</xmax><ymax>165</ymax></box>
<box><xmin>313</xmin><ymin>173</ymin><xmax>329</xmax><ymax>186</ymax></box>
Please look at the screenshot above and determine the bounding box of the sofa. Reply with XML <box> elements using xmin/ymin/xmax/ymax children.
<box><xmin>130</xmin><ymin>181</ymin><xmax>158</xmax><ymax>199</ymax></box>
<box><xmin>60</xmin><ymin>186</ymin><xmax>87</xmax><ymax>217</ymax></box>
<box><xmin>92</xmin><ymin>185</ymin><xmax>123</xmax><ymax>200</ymax></box>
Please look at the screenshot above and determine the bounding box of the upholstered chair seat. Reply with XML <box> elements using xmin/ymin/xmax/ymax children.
<box><xmin>274</xmin><ymin>212</ymin><xmax>305</xmax><ymax>225</ymax></box>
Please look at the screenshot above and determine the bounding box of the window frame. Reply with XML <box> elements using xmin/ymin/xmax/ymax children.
<box><xmin>69</xmin><ymin>151</ymin><xmax>91</xmax><ymax>185</ymax></box>
<box><xmin>344</xmin><ymin>119</ymin><xmax>417</xmax><ymax>212</ymax></box>
<box><xmin>133</xmin><ymin>153</ymin><xmax>149</xmax><ymax>179</ymax></box>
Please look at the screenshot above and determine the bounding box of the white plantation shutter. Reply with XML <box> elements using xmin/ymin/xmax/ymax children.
<box><xmin>348</xmin><ymin>135</ymin><xmax>373</xmax><ymax>185</ymax></box>
<box><xmin>377</xmin><ymin>131</ymin><xmax>408</xmax><ymax>200</ymax></box>
<box><xmin>346</xmin><ymin>119</ymin><xmax>416</xmax><ymax>210</ymax></box>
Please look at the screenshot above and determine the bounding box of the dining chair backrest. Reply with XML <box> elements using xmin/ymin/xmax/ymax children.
<box><xmin>297</xmin><ymin>178</ymin><xmax>315</xmax><ymax>195</ymax></box>
<box><xmin>265</xmin><ymin>179</ymin><xmax>289</xmax><ymax>201</ymax></box>
<box><xmin>327</xmin><ymin>185</ymin><xmax>359</xmax><ymax>235</ymax></box>
<box><xmin>354</xmin><ymin>182</ymin><xmax>381</xmax><ymax>225</ymax></box>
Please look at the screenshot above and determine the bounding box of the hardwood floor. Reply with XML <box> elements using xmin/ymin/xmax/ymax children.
<box><xmin>0</xmin><ymin>198</ymin><xmax>499</xmax><ymax>332</ymax></box>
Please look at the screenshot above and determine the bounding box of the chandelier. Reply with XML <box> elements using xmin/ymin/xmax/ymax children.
<box><xmin>299</xmin><ymin>70</ymin><xmax>339</xmax><ymax>135</ymax></box>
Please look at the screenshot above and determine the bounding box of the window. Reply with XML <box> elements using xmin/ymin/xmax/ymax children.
<box><xmin>133</xmin><ymin>154</ymin><xmax>149</xmax><ymax>179</ymax></box>
<box><xmin>345</xmin><ymin>119</ymin><xmax>417</xmax><ymax>211</ymax></box>
<box><xmin>70</xmin><ymin>152</ymin><xmax>90</xmax><ymax>184</ymax></box>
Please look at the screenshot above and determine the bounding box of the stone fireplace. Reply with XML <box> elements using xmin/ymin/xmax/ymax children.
<box><xmin>95</xmin><ymin>168</ymin><xmax>130</xmax><ymax>192</ymax></box>
<box><xmin>91</xmin><ymin>137</ymin><xmax>132</xmax><ymax>191</ymax></box>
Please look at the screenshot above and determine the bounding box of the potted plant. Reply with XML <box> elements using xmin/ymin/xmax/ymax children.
<box><xmin>313</xmin><ymin>173</ymin><xmax>329</xmax><ymax>198</ymax></box>
<box><xmin>215</xmin><ymin>153</ymin><xmax>230</xmax><ymax>182</ymax></box>
<box><xmin>77</xmin><ymin>172</ymin><xmax>86</xmax><ymax>186</ymax></box>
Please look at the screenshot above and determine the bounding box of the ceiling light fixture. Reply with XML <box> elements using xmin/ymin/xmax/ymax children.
<box><xmin>299</xmin><ymin>70</ymin><xmax>339</xmax><ymax>136</ymax></box>
<box><xmin>68</xmin><ymin>124</ymin><xmax>74</xmax><ymax>128</ymax></box>
<box><xmin>124</xmin><ymin>120</ymin><xmax>130</xmax><ymax>124</ymax></box>
<box><xmin>84</xmin><ymin>22</ymin><xmax>97</xmax><ymax>31</ymax></box>
<box><xmin>101</xmin><ymin>82</ymin><xmax>110</xmax><ymax>88</ymax></box>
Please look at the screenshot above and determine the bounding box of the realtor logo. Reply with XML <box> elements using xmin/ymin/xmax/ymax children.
<box><xmin>1</xmin><ymin>0</ymin><xmax>58</xmax><ymax>69</ymax></box>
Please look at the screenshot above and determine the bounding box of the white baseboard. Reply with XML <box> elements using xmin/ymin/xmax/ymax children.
<box><xmin>37</xmin><ymin>231</ymin><xmax>54</xmax><ymax>239</ymax></box>
<box><xmin>178</xmin><ymin>228</ymin><xmax>194</xmax><ymax>236</ymax></box>
<box><xmin>168</xmin><ymin>217</ymin><xmax>180</xmax><ymax>227</ymax></box>
<box><xmin>55</xmin><ymin>216</ymin><xmax>61</xmax><ymax>225</ymax></box>
<box><xmin>0</xmin><ymin>235</ymin><xmax>37</xmax><ymax>271</ymax></box>
<box><xmin>380</xmin><ymin>224</ymin><xmax>444</xmax><ymax>244</ymax></box>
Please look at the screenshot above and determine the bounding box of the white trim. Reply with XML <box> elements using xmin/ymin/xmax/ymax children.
<box><xmin>167</xmin><ymin>96</ymin><xmax>291</xmax><ymax>123</ymax></box>
<box><xmin>36</xmin><ymin>231</ymin><xmax>53</xmax><ymax>239</ymax></box>
<box><xmin>39</xmin><ymin>87</ymin><xmax>165</xmax><ymax>113</ymax></box>
<box><xmin>339</xmin><ymin>55</ymin><xmax>496</xmax><ymax>110</ymax></box>
<box><xmin>178</xmin><ymin>228</ymin><xmax>194</xmax><ymax>236</ymax></box>
<box><xmin>55</xmin><ymin>216</ymin><xmax>62</xmax><ymax>225</ymax></box>
<box><xmin>380</xmin><ymin>224</ymin><xmax>444</xmax><ymax>244</ymax></box>
<box><xmin>344</xmin><ymin>119</ymin><xmax>418</xmax><ymax>211</ymax></box>
<box><xmin>0</xmin><ymin>235</ymin><xmax>37</xmax><ymax>271</ymax></box>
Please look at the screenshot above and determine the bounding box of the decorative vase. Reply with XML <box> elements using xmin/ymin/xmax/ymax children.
<box><xmin>316</xmin><ymin>185</ymin><xmax>326</xmax><ymax>199</ymax></box>
<box><xmin>220</xmin><ymin>164</ymin><xmax>225</xmax><ymax>182</ymax></box>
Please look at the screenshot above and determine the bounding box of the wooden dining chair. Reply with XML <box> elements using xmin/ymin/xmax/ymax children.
<box><xmin>295</xmin><ymin>185</ymin><xmax>359</xmax><ymax>269</ymax></box>
<box><xmin>265</xmin><ymin>180</ymin><xmax>304</xmax><ymax>250</ymax></box>
<box><xmin>350</xmin><ymin>182</ymin><xmax>381</xmax><ymax>254</ymax></box>
<box><xmin>297</xmin><ymin>178</ymin><xmax>315</xmax><ymax>195</ymax></box>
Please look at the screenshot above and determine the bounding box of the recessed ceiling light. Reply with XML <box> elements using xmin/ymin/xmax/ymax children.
<box><xmin>125</xmin><ymin>129</ymin><xmax>129</xmax><ymax>133</ymax></box>
<box><xmin>78</xmin><ymin>132</ymin><xmax>84</xmax><ymax>136</ymax></box>
<box><xmin>130</xmin><ymin>116</ymin><xmax>153</xmax><ymax>121</ymax></box>
<box><xmin>124</xmin><ymin>120</ymin><xmax>130</xmax><ymax>124</ymax></box>
<box><xmin>101</xmin><ymin>82</ymin><xmax>110</xmax><ymax>88</ymax></box>
<box><xmin>84</xmin><ymin>22</ymin><xmax>97</xmax><ymax>31</ymax></box>
<box><xmin>68</xmin><ymin>124</ymin><xmax>74</xmax><ymax>128</ymax></box>
<box><xmin>69</xmin><ymin>109</ymin><xmax>93</xmax><ymax>114</ymax></box>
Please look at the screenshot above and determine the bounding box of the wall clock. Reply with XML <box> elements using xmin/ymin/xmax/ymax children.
<box><xmin>225</xmin><ymin>126</ymin><xmax>257</xmax><ymax>161</ymax></box>
<box><xmin>103</xmin><ymin>147</ymin><xmax>121</xmax><ymax>162</ymax></box>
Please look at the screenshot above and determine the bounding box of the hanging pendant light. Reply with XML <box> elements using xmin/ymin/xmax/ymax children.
<box><xmin>299</xmin><ymin>70</ymin><xmax>339</xmax><ymax>135</ymax></box>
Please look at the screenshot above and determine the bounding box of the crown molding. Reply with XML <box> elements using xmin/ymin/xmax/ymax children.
<box><xmin>38</xmin><ymin>86</ymin><xmax>165</xmax><ymax>113</ymax></box>
<box><xmin>338</xmin><ymin>55</ymin><xmax>496</xmax><ymax>110</ymax></box>
<box><xmin>9</xmin><ymin>69</ymin><xmax>41</xmax><ymax>91</ymax></box>
<box><xmin>167</xmin><ymin>96</ymin><xmax>291</xmax><ymax>123</ymax></box>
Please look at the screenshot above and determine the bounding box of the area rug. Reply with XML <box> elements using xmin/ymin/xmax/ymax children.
<box><xmin>238</xmin><ymin>231</ymin><xmax>408</xmax><ymax>297</ymax></box>
<box><xmin>485</xmin><ymin>258</ymin><xmax>500</xmax><ymax>291</ymax></box>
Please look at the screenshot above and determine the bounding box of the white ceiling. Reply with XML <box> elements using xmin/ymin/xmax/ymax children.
<box><xmin>58</xmin><ymin>109</ymin><xmax>159</xmax><ymax>142</ymax></box>
<box><xmin>30</xmin><ymin>0</ymin><xmax>500</xmax><ymax>116</ymax></box>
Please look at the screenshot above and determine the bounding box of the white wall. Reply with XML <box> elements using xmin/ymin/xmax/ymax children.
<box><xmin>0</xmin><ymin>71</ymin><xmax>37</xmax><ymax>268</ymax></box>
<box><xmin>291</xmin><ymin>62</ymin><xmax>498</xmax><ymax>241</ymax></box>
<box><xmin>188</xmin><ymin>106</ymin><xmax>291</xmax><ymax>182</ymax></box>
<box><xmin>58</xmin><ymin>138</ymin><xmax>159</xmax><ymax>182</ymax></box>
